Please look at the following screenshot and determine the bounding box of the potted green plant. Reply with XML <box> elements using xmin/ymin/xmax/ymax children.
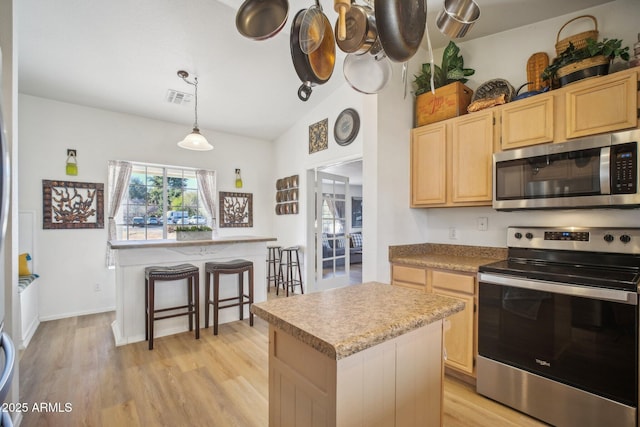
<box><xmin>541</xmin><ymin>38</ymin><xmax>630</xmax><ymax>87</ymax></box>
<box><xmin>413</xmin><ymin>41</ymin><xmax>475</xmax><ymax>127</ymax></box>
<box><xmin>175</xmin><ymin>225</ymin><xmax>213</xmax><ymax>241</ymax></box>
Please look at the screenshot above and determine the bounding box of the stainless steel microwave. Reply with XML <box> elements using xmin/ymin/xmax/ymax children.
<box><xmin>493</xmin><ymin>129</ymin><xmax>640</xmax><ymax>210</ymax></box>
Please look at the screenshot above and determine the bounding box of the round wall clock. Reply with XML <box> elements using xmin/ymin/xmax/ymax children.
<box><xmin>334</xmin><ymin>108</ymin><xmax>360</xmax><ymax>146</ymax></box>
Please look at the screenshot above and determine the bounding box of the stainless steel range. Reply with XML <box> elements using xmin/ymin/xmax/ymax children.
<box><xmin>478</xmin><ymin>226</ymin><xmax>640</xmax><ymax>427</ymax></box>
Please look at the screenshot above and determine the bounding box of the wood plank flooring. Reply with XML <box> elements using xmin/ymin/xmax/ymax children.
<box><xmin>19</xmin><ymin>311</ymin><xmax>548</xmax><ymax>426</ymax></box>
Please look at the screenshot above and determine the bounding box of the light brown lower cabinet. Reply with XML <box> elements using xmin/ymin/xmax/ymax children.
<box><xmin>391</xmin><ymin>264</ymin><xmax>476</xmax><ymax>378</ymax></box>
<box><xmin>431</xmin><ymin>270</ymin><xmax>476</xmax><ymax>376</ymax></box>
<box><xmin>268</xmin><ymin>322</ymin><xmax>444</xmax><ymax>426</ymax></box>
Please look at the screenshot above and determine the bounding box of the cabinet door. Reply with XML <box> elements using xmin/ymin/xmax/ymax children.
<box><xmin>432</xmin><ymin>271</ymin><xmax>475</xmax><ymax>375</ymax></box>
<box><xmin>565</xmin><ymin>71</ymin><xmax>638</xmax><ymax>138</ymax></box>
<box><xmin>501</xmin><ymin>95</ymin><xmax>554</xmax><ymax>149</ymax></box>
<box><xmin>410</xmin><ymin>124</ymin><xmax>447</xmax><ymax>206</ymax></box>
<box><xmin>451</xmin><ymin>111</ymin><xmax>494</xmax><ymax>203</ymax></box>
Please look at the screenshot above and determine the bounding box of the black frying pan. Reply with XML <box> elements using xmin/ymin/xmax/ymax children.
<box><xmin>290</xmin><ymin>9</ymin><xmax>336</xmax><ymax>101</ymax></box>
<box><xmin>374</xmin><ymin>0</ymin><xmax>426</xmax><ymax>63</ymax></box>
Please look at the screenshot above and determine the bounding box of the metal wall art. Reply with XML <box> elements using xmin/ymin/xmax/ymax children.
<box><xmin>42</xmin><ymin>179</ymin><xmax>104</xmax><ymax>229</ymax></box>
<box><xmin>309</xmin><ymin>118</ymin><xmax>328</xmax><ymax>154</ymax></box>
<box><xmin>275</xmin><ymin>175</ymin><xmax>299</xmax><ymax>215</ymax></box>
<box><xmin>219</xmin><ymin>191</ymin><xmax>253</xmax><ymax>227</ymax></box>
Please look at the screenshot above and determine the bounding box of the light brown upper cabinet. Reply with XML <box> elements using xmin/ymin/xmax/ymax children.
<box><xmin>499</xmin><ymin>68</ymin><xmax>639</xmax><ymax>150</ymax></box>
<box><xmin>565</xmin><ymin>70</ymin><xmax>638</xmax><ymax>138</ymax></box>
<box><xmin>500</xmin><ymin>94</ymin><xmax>554</xmax><ymax>150</ymax></box>
<box><xmin>411</xmin><ymin>110</ymin><xmax>495</xmax><ymax>207</ymax></box>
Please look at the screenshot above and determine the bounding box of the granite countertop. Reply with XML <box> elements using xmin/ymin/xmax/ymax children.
<box><xmin>109</xmin><ymin>235</ymin><xmax>276</xmax><ymax>249</ymax></box>
<box><xmin>251</xmin><ymin>282</ymin><xmax>464</xmax><ymax>360</ymax></box>
<box><xmin>389</xmin><ymin>243</ymin><xmax>507</xmax><ymax>273</ymax></box>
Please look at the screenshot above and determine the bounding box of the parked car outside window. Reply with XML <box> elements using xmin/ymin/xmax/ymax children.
<box><xmin>189</xmin><ymin>215</ymin><xmax>206</xmax><ymax>225</ymax></box>
<box><xmin>147</xmin><ymin>217</ymin><xmax>159</xmax><ymax>226</ymax></box>
<box><xmin>132</xmin><ymin>217</ymin><xmax>145</xmax><ymax>227</ymax></box>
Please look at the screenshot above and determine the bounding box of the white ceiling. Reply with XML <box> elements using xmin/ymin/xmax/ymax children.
<box><xmin>17</xmin><ymin>0</ymin><xmax>614</xmax><ymax>141</ymax></box>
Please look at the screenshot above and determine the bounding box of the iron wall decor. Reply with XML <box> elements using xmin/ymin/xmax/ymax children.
<box><xmin>309</xmin><ymin>118</ymin><xmax>328</xmax><ymax>154</ymax></box>
<box><xmin>42</xmin><ymin>179</ymin><xmax>104</xmax><ymax>229</ymax></box>
<box><xmin>219</xmin><ymin>191</ymin><xmax>253</xmax><ymax>227</ymax></box>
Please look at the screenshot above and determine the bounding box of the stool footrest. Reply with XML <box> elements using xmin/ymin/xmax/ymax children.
<box><xmin>154</xmin><ymin>310</ymin><xmax>196</xmax><ymax>322</ymax></box>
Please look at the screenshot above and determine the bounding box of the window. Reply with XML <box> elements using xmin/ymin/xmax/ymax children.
<box><xmin>117</xmin><ymin>163</ymin><xmax>211</xmax><ymax>240</ymax></box>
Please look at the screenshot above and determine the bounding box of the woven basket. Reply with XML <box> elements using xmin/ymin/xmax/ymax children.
<box><xmin>555</xmin><ymin>15</ymin><xmax>599</xmax><ymax>55</ymax></box>
<box><xmin>557</xmin><ymin>55</ymin><xmax>609</xmax><ymax>78</ymax></box>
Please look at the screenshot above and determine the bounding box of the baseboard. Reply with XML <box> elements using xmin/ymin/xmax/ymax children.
<box><xmin>38</xmin><ymin>306</ymin><xmax>116</xmax><ymax>322</ymax></box>
<box><xmin>19</xmin><ymin>318</ymin><xmax>40</xmax><ymax>351</ymax></box>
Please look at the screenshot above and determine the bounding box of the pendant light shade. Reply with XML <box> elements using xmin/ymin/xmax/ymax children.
<box><xmin>177</xmin><ymin>70</ymin><xmax>213</xmax><ymax>151</ymax></box>
<box><xmin>178</xmin><ymin>128</ymin><xmax>212</xmax><ymax>151</ymax></box>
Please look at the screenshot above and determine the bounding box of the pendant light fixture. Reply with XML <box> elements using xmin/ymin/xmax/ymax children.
<box><xmin>177</xmin><ymin>70</ymin><xmax>213</xmax><ymax>151</ymax></box>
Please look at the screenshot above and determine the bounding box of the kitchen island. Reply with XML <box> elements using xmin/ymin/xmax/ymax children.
<box><xmin>109</xmin><ymin>236</ymin><xmax>276</xmax><ymax>346</ymax></box>
<box><xmin>251</xmin><ymin>282</ymin><xmax>464</xmax><ymax>427</ymax></box>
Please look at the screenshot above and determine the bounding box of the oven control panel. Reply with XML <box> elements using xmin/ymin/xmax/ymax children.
<box><xmin>544</xmin><ymin>231</ymin><xmax>589</xmax><ymax>241</ymax></box>
<box><xmin>508</xmin><ymin>226</ymin><xmax>640</xmax><ymax>254</ymax></box>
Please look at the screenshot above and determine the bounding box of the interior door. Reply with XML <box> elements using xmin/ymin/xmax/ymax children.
<box><xmin>315</xmin><ymin>171</ymin><xmax>351</xmax><ymax>292</ymax></box>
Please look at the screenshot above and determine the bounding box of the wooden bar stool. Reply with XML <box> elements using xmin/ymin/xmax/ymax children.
<box><xmin>204</xmin><ymin>259</ymin><xmax>254</xmax><ymax>335</ymax></box>
<box><xmin>278</xmin><ymin>246</ymin><xmax>303</xmax><ymax>296</ymax></box>
<box><xmin>145</xmin><ymin>263</ymin><xmax>200</xmax><ymax>350</ymax></box>
<box><xmin>266</xmin><ymin>246</ymin><xmax>282</xmax><ymax>293</ymax></box>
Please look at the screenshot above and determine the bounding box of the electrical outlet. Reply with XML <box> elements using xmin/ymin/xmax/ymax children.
<box><xmin>67</xmin><ymin>149</ymin><xmax>77</xmax><ymax>157</ymax></box>
<box><xmin>477</xmin><ymin>217</ymin><xmax>488</xmax><ymax>231</ymax></box>
<box><xmin>448</xmin><ymin>227</ymin><xmax>458</xmax><ymax>240</ymax></box>
<box><xmin>94</xmin><ymin>283</ymin><xmax>101</xmax><ymax>292</ymax></box>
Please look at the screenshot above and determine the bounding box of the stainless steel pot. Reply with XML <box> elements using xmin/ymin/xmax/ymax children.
<box><xmin>436</xmin><ymin>0</ymin><xmax>480</xmax><ymax>39</ymax></box>
<box><xmin>335</xmin><ymin>4</ymin><xmax>377</xmax><ymax>55</ymax></box>
<box><xmin>236</xmin><ymin>0</ymin><xmax>289</xmax><ymax>40</ymax></box>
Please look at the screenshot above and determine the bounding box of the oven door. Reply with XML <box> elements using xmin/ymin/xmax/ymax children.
<box><xmin>478</xmin><ymin>272</ymin><xmax>638</xmax><ymax>406</ymax></box>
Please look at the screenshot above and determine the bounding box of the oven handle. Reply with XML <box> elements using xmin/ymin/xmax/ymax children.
<box><xmin>478</xmin><ymin>272</ymin><xmax>638</xmax><ymax>305</ymax></box>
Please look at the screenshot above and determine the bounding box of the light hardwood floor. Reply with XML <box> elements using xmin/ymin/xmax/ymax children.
<box><xmin>19</xmin><ymin>311</ymin><xmax>548</xmax><ymax>426</ymax></box>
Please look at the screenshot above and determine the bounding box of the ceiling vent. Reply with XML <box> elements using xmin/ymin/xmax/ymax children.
<box><xmin>166</xmin><ymin>89</ymin><xmax>193</xmax><ymax>106</ymax></box>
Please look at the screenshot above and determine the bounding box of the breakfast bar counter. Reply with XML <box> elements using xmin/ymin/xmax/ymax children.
<box><xmin>109</xmin><ymin>236</ymin><xmax>276</xmax><ymax>346</ymax></box>
<box><xmin>251</xmin><ymin>282</ymin><xmax>464</xmax><ymax>426</ymax></box>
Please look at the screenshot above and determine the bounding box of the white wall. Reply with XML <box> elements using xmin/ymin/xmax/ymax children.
<box><xmin>372</xmin><ymin>0</ymin><xmax>640</xmax><ymax>283</ymax></box>
<box><xmin>18</xmin><ymin>94</ymin><xmax>274</xmax><ymax>320</ymax></box>
<box><xmin>272</xmin><ymin>83</ymin><xmax>367</xmax><ymax>289</ymax></box>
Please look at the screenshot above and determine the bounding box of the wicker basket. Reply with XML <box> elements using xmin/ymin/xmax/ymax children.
<box><xmin>555</xmin><ymin>15</ymin><xmax>599</xmax><ymax>55</ymax></box>
<box><xmin>557</xmin><ymin>55</ymin><xmax>609</xmax><ymax>78</ymax></box>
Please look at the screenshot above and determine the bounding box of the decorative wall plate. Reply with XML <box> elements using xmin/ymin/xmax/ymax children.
<box><xmin>334</xmin><ymin>108</ymin><xmax>360</xmax><ymax>146</ymax></box>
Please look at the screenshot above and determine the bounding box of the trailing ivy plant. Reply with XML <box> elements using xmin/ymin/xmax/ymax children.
<box><xmin>541</xmin><ymin>38</ymin><xmax>630</xmax><ymax>82</ymax></box>
<box><xmin>413</xmin><ymin>41</ymin><xmax>475</xmax><ymax>96</ymax></box>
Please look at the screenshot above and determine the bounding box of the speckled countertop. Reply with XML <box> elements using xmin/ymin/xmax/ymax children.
<box><xmin>389</xmin><ymin>243</ymin><xmax>507</xmax><ymax>273</ymax></box>
<box><xmin>251</xmin><ymin>282</ymin><xmax>464</xmax><ymax>360</ymax></box>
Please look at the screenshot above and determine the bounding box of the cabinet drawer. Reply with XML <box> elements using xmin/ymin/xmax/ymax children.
<box><xmin>393</xmin><ymin>265</ymin><xmax>427</xmax><ymax>285</ymax></box>
<box><xmin>431</xmin><ymin>270</ymin><xmax>474</xmax><ymax>294</ymax></box>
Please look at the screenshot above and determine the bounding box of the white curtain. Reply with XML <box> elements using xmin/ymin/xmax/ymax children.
<box><xmin>105</xmin><ymin>160</ymin><xmax>132</xmax><ymax>267</ymax></box>
<box><xmin>196</xmin><ymin>169</ymin><xmax>217</xmax><ymax>232</ymax></box>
